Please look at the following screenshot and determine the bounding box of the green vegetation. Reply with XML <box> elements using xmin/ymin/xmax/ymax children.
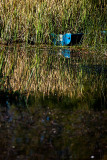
<box><xmin>0</xmin><ymin>0</ymin><xmax>106</xmax><ymax>48</ymax></box>
<box><xmin>0</xmin><ymin>1</ymin><xmax>106</xmax><ymax>158</ymax></box>
<box><xmin>0</xmin><ymin>46</ymin><xmax>106</xmax><ymax>110</ymax></box>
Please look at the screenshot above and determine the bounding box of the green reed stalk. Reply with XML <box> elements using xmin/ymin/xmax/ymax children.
<box><xmin>0</xmin><ymin>0</ymin><xmax>106</xmax><ymax>49</ymax></box>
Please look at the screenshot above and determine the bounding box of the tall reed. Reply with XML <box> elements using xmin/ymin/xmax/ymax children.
<box><xmin>0</xmin><ymin>0</ymin><xmax>106</xmax><ymax>47</ymax></box>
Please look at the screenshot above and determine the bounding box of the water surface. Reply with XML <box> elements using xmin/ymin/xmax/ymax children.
<box><xmin>0</xmin><ymin>44</ymin><xmax>107</xmax><ymax>160</ymax></box>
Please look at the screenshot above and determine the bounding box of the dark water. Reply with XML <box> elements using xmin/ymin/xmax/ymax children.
<box><xmin>0</xmin><ymin>44</ymin><xmax>107</xmax><ymax>160</ymax></box>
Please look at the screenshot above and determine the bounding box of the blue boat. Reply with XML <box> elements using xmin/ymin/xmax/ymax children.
<box><xmin>50</xmin><ymin>33</ymin><xmax>84</xmax><ymax>46</ymax></box>
<box><xmin>50</xmin><ymin>31</ymin><xmax>107</xmax><ymax>46</ymax></box>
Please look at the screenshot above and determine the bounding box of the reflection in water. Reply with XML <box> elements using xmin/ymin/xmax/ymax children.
<box><xmin>0</xmin><ymin>45</ymin><xmax>107</xmax><ymax>160</ymax></box>
<box><xmin>56</xmin><ymin>49</ymin><xmax>71</xmax><ymax>58</ymax></box>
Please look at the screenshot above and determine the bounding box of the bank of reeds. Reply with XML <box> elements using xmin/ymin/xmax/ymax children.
<box><xmin>0</xmin><ymin>0</ymin><xmax>106</xmax><ymax>47</ymax></box>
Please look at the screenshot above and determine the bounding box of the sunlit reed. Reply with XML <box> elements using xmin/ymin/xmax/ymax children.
<box><xmin>0</xmin><ymin>0</ymin><xmax>106</xmax><ymax>48</ymax></box>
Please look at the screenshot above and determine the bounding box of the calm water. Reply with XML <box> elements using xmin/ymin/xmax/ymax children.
<box><xmin>0</xmin><ymin>44</ymin><xmax>107</xmax><ymax>160</ymax></box>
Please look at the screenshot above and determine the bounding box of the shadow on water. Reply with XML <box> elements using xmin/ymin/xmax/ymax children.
<box><xmin>0</xmin><ymin>45</ymin><xmax>107</xmax><ymax>160</ymax></box>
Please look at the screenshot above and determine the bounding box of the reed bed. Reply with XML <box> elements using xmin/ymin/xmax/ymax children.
<box><xmin>0</xmin><ymin>0</ymin><xmax>106</xmax><ymax>47</ymax></box>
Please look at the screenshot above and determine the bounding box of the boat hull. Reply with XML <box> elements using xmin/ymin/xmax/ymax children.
<box><xmin>69</xmin><ymin>33</ymin><xmax>84</xmax><ymax>46</ymax></box>
<box><xmin>50</xmin><ymin>33</ymin><xmax>84</xmax><ymax>46</ymax></box>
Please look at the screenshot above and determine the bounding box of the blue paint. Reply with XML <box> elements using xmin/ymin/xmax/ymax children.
<box><xmin>61</xmin><ymin>49</ymin><xmax>70</xmax><ymax>58</ymax></box>
<box><xmin>50</xmin><ymin>33</ymin><xmax>83</xmax><ymax>46</ymax></box>
<box><xmin>63</xmin><ymin>33</ymin><xmax>71</xmax><ymax>46</ymax></box>
<box><xmin>50</xmin><ymin>31</ymin><xmax>106</xmax><ymax>46</ymax></box>
<box><xmin>50</xmin><ymin>33</ymin><xmax>72</xmax><ymax>46</ymax></box>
